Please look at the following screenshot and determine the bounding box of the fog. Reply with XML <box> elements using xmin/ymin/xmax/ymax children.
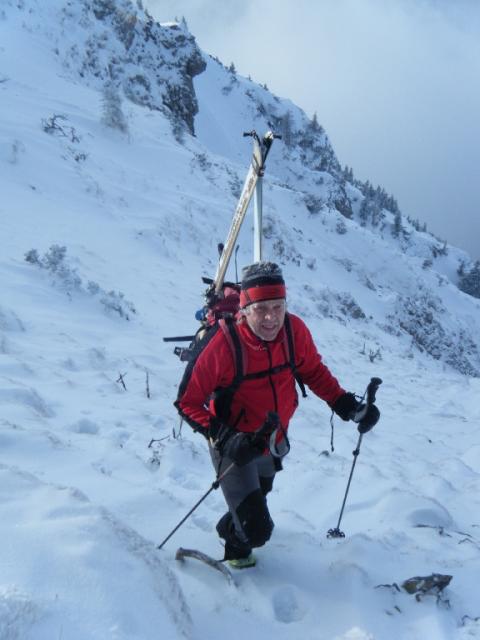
<box><xmin>145</xmin><ymin>0</ymin><xmax>480</xmax><ymax>261</ymax></box>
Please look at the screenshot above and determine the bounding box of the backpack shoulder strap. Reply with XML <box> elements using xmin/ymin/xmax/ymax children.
<box><xmin>214</xmin><ymin>318</ymin><xmax>249</xmax><ymax>426</ymax></box>
<box><xmin>284</xmin><ymin>314</ymin><xmax>307</xmax><ymax>398</ymax></box>
<box><xmin>219</xmin><ymin>318</ymin><xmax>248</xmax><ymax>387</ymax></box>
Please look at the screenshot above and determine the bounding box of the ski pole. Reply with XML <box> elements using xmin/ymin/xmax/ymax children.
<box><xmin>157</xmin><ymin>462</ymin><xmax>235</xmax><ymax>550</ymax></box>
<box><xmin>327</xmin><ymin>377</ymin><xmax>382</xmax><ymax>539</ymax></box>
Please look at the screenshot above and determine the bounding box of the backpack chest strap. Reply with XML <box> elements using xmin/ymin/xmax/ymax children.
<box><xmin>241</xmin><ymin>362</ymin><xmax>292</xmax><ymax>381</ymax></box>
<box><xmin>219</xmin><ymin>315</ymin><xmax>306</xmax><ymax>397</ymax></box>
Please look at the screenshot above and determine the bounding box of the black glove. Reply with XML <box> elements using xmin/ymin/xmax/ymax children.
<box><xmin>332</xmin><ymin>393</ymin><xmax>380</xmax><ymax>433</ymax></box>
<box><xmin>332</xmin><ymin>392</ymin><xmax>358</xmax><ymax>421</ymax></box>
<box><xmin>210</xmin><ymin>413</ymin><xmax>279</xmax><ymax>467</ymax></box>
<box><xmin>221</xmin><ymin>431</ymin><xmax>266</xmax><ymax>466</ymax></box>
<box><xmin>356</xmin><ymin>403</ymin><xmax>380</xmax><ymax>433</ymax></box>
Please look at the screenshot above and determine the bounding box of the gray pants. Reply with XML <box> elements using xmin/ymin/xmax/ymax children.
<box><xmin>209</xmin><ymin>444</ymin><xmax>278</xmax><ymax>551</ymax></box>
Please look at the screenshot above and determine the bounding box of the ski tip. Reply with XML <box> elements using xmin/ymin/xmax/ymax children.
<box><xmin>175</xmin><ymin>547</ymin><xmax>237</xmax><ymax>585</ymax></box>
<box><xmin>175</xmin><ymin>548</ymin><xmax>186</xmax><ymax>561</ymax></box>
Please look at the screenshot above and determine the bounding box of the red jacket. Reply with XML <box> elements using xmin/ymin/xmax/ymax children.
<box><xmin>177</xmin><ymin>313</ymin><xmax>345</xmax><ymax>437</ymax></box>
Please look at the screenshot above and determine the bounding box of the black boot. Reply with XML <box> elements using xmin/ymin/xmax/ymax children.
<box><xmin>216</xmin><ymin>512</ymin><xmax>252</xmax><ymax>560</ymax></box>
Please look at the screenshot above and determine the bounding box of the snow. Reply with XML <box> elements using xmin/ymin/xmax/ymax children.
<box><xmin>1</xmin><ymin>1</ymin><xmax>480</xmax><ymax>639</ymax></box>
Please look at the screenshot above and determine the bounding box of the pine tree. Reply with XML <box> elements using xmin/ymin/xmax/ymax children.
<box><xmin>343</xmin><ymin>165</ymin><xmax>354</xmax><ymax>182</ymax></box>
<box><xmin>359</xmin><ymin>197</ymin><xmax>369</xmax><ymax>226</ymax></box>
<box><xmin>392</xmin><ymin>210</ymin><xmax>403</xmax><ymax>238</ymax></box>
<box><xmin>310</xmin><ymin>112</ymin><xmax>322</xmax><ymax>133</ymax></box>
<box><xmin>101</xmin><ymin>80</ymin><xmax>128</xmax><ymax>133</ymax></box>
<box><xmin>281</xmin><ymin>110</ymin><xmax>293</xmax><ymax>147</ymax></box>
<box><xmin>459</xmin><ymin>260</ymin><xmax>480</xmax><ymax>299</ymax></box>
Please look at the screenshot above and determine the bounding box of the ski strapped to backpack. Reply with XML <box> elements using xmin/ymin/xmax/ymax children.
<box><xmin>214</xmin><ymin>130</ymin><xmax>281</xmax><ymax>296</ymax></box>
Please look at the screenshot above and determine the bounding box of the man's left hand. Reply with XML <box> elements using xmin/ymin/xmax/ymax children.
<box><xmin>356</xmin><ymin>404</ymin><xmax>380</xmax><ymax>433</ymax></box>
<box><xmin>332</xmin><ymin>392</ymin><xmax>358</xmax><ymax>421</ymax></box>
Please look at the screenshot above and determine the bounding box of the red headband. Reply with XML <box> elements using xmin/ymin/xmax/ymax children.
<box><xmin>240</xmin><ymin>284</ymin><xmax>286</xmax><ymax>308</ymax></box>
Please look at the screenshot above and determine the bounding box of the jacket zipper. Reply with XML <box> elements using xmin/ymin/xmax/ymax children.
<box><xmin>264</xmin><ymin>341</ymin><xmax>279</xmax><ymax>413</ymax></box>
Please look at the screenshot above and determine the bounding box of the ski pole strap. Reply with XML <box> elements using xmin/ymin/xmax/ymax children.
<box><xmin>330</xmin><ymin>411</ymin><xmax>335</xmax><ymax>453</ymax></box>
<box><xmin>253</xmin><ymin>411</ymin><xmax>290</xmax><ymax>459</ymax></box>
<box><xmin>268</xmin><ymin>424</ymin><xmax>290</xmax><ymax>458</ymax></box>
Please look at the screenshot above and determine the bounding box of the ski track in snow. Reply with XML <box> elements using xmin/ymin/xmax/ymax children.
<box><xmin>0</xmin><ymin>462</ymin><xmax>192</xmax><ymax>640</ymax></box>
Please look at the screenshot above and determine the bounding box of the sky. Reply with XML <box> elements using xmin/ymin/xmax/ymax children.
<box><xmin>145</xmin><ymin>0</ymin><xmax>480</xmax><ymax>262</ymax></box>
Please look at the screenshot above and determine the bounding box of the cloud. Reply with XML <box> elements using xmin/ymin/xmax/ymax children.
<box><xmin>145</xmin><ymin>0</ymin><xmax>480</xmax><ymax>260</ymax></box>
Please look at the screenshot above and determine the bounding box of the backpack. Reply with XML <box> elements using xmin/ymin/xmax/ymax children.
<box><xmin>175</xmin><ymin>284</ymin><xmax>306</xmax><ymax>429</ymax></box>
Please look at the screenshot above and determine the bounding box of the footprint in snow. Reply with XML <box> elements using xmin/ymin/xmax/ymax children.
<box><xmin>408</xmin><ymin>506</ymin><xmax>453</xmax><ymax>529</ymax></box>
<box><xmin>0</xmin><ymin>387</ymin><xmax>54</xmax><ymax>418</ymax></box>
<box><xmin>272</xmin><ymin>585</ymin><xmax>307</xmax><ymax>623</ymax></box>
<box><xmin>70</xmin><ymin>418</ymin><xmax>99</xmax><ymax>435</ymax></box>
<box><xmin>191</xmin><ymin>514</ymin><xmax>211</xmax><ymax>532</ymax></box>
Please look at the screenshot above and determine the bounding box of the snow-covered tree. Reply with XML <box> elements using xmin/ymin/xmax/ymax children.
<box><xmin>459</xmin><ymin>260</ymin><xmax>480</xmax><ymax>299</ymax></box>
<box><xmin>309</xmin><ymin>112</ymin><xmax>323</xmax><ymax>134</ymax></box>
<box><xmin>101</xmin><ymin>79</ymin><xmax>128</xmax><ymax>133</ymax></box>
<box><xmin>343</xmin><ymin>165</ymin><xmax>354</xmax><ymax>182</ymax></box>
<box><xmin>392</xmin><ymin>210</ymin><xmax>403</xmax><ymax>237</ymax></box>
<box><xmin>281</xmin><ymin>110</ymin><xmax>293</xmax><ymax>148</ymax></box>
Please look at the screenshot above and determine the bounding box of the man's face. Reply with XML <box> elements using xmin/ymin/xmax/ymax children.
<box><xmin>244</xmin><ymin>298</ymin><xmax>286</xmax><ymax>341</ymax></box>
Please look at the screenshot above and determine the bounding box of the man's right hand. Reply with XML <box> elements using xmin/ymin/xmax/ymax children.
<box><xmin>220</xmin><ymin>431</ymin><xmax>265</xmax><ymax>466</ymax></box>
<box><xmin>211</xmin><ymin>414</ymin><xmax>280</xmax><ymax>466</ymax></box>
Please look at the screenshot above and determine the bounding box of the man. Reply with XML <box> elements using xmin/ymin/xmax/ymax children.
<box><xmin>176</xmin><ymin>262</ymin><xmax>379</xmax><ymax>568</ymax></box>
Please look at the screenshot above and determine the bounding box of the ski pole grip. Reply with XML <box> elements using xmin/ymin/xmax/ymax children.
<box><xmin>366</xmin><ymin>377</ymin><xmax>382</xmax><ymax>405</ymax></box>
<box><xmin>352</xmin><ymin>377</ymin><xmax>382</xmax><ymax>423</ymax></box>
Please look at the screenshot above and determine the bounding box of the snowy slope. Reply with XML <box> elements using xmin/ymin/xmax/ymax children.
<box><xmin>1</xmin><ymin>2</ymin><xmax>480</xmax><ymax>639</ymax></box>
